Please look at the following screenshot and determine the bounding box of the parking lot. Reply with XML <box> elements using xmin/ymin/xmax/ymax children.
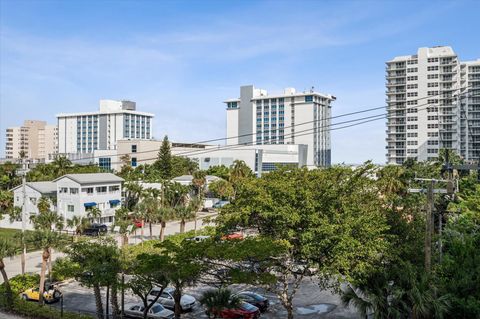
<box><xmin>51</xmin><ymin>279</ymin><xmax>360</xmax><ymax>319</ymax></box>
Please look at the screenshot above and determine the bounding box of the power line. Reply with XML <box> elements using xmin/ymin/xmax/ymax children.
<box><xmin>63</xmin><ymin>86</ymin><xmax>474</xmax><ymax>164</ymax></box>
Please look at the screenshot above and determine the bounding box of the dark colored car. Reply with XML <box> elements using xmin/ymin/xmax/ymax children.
<box><xmin>208</xmin><ymin>302</ymin><xmax>260</xmax><ymax>319</ymax></box>
<box><xmin>83</xmin><ymin>223</ymin><xmax>108</xmax><ymax>236</ymax></box>
<box><xmin>236</xmin><ymin>291</ymin><xmax>269</xmax><ymax>312</ymax></box>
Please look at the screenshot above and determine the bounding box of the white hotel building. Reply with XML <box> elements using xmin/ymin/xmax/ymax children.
<box><xmin>224</xmin><ymin>85</ymin><xmax>336</xmax><ymax>167</ymax></box>
<box><xmin>57</xmin><ymin>99</ymin><xmax>154</xmax><ymax>156</ymax></box>
<box><xmin>386</xmin><ymin>46</ymin><xmax>480</xmax><ymax>164</ymax></box>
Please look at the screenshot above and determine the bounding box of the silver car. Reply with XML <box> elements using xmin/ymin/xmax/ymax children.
<box><xmin>124</xmin><ymin>302</ymin><xmax>174</xmax><ymax>319</ymax></box>
<box><xmin>148</xmin><ymin>287</ymin><xmax>196</xmax><ymax>311</ymax></box>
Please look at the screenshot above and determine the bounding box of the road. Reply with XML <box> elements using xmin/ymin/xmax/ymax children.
<box><xmin>0</xmin><ymin>211</ymin><xmax>216</xmax><ymax>282</ymax></box>
<box><xmin>48</xmin><ymin>279</ymin><xmax>360</xmax><ymax>319</ymax></box>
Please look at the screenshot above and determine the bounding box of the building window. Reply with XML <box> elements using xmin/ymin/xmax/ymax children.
<box><xmin>67</xmin><ymin>205</ymin><xmax>75</xmax><ymax>213</ymax></box>
<box><xmin>99</xmin><ymin>158</ymin><xmax>111</xmax><ymax>171</ymax></box>
<box><xmin>70</xmin><ymin>188</ymin><xmax>79</xmax><ymax>195</ymax></box>
<box><xmin>96</xmin><ymin>186</ymin><xmax>107</xmax><ymax>194</ymax></box>
<box><xmin>82</xmin><ymin>187</ymin><xmax>94</xmax><ymax>194</ymax></box>
<box><xmin>131</xmin><ymin>157</ymin><xmax>137</xmax><ymax>167</ymax></box>
<box><xmin>109</xmin><ymin>185</ymin><xmax>120</xmax><ymax>192</ymax></box>
<box><xmin>59</xmin><ymin>187</ymin><xmax>68</xmax><ymax>194</ymax></box>
<box><xmin>305</xmin><ymin>95</ymin><xmax>313</xmax><ymax>102</ymax></box>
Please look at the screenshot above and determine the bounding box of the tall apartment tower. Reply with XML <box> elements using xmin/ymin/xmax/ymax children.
<box><xmin>386</xmin><ymin>46</ymin><xmax>480</xmax><ymax>164</ymax></box>
<box><xmin>5</xmin><ymin>120</ymin><xmax>58</xmax><ymax>160</ymax></box>
<box><xmin>57</xmin><ymin>100</ymin><xmax>154</xmax><ymax>154</ymax></box>
<box><xmin>224</xmin><ymin>85</ymin><xmax>336</xmax><ymax>167</ymax></box>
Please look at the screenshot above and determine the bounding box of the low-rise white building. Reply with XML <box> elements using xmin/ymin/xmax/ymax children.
<box><xmin>1</xmin><ymin>182</ymin><xmax>57</xmax><ymax>230</ymax></box>
<box><xmin>55</xmin><ymin>173</ymin><xmax>124</xmax><ymax>224</ymax></box>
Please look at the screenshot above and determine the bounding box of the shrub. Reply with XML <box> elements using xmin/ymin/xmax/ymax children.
<box><xmin>51</xmin><ymin>257</ymin><xmax>80</xmax><ymax>282</ymax></box>
<box><xmin>0</xmin><ymin>273</ymin><xmax>40</xmax><ymax>296</ymax></box>
<box><xmin>12</xmin><ymin>298</ymin><xmax>93</xmax><ymax>319</ymax></box>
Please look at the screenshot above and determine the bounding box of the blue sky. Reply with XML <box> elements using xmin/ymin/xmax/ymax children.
<box><xmin>1</xmin><ymin>0</ymin><xmax>479</xmax><ymax>164</ymax></box>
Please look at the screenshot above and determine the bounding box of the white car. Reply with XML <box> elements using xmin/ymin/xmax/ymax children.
<box><xmin>148</xmin><ymin>287</ymin><xmax>196</xmax><ymax>311</ymax></box>
<box><xmin>124</xmin><ymin>302</ymin><xmax>174</xmax><ymax>319</ymax></box>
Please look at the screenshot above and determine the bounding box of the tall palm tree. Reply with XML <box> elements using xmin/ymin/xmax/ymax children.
<box><xmin>87</xmin><ymin>206</ymin><xmax>102</xmax><ymax>224</ymax></box>
<box><xmin>200</xmin><ymin>288</ymin><xmax>241</xmax><ymax>319</ymax></box>
<box><xmin>174</xmin><ymin>202</ymin><xmax>196</xmax><ymax>233</ymax></box>
<box><xmin>31</xmin><ymin>209</ymin><xmax>64</xmax><ymax>231</ymax></box>
<box><xmin>67</xmin><ymin>215</ymin><xmax>90</xmax><ymax>236</ymax></box>
<box><xmin>27</xmin><ymin>230</ymin><xmax>65</xmax><ymax>304</ymax></box>
<box><xmin>0</xmin><ymin>238</ymin><xmax>18</xmax><ymax>309</ymax></box>
<box><xmin>52</xmin><ymin>155</ymin><xmax>72</xmax><ymax>177</ymax></box>
<box><xmin>135</xmin><ymin>195</ymin><xmax>158</xmax><ymax>239</ymax></box>
<box><xmin>155</xmin><ymin>206</ymin><xmax>173</xmax><ymax>241</ymax></box>
<box><xmin>229</xmin><ymin>160</ymin><xmax>252</xmax><ymax>183</ymax></box>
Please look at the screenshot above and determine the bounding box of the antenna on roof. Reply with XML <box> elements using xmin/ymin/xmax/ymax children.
<box><xmin>311</xmin><ymin>86</ymin><xmax>315</xmax><ymax>93</ymax></box>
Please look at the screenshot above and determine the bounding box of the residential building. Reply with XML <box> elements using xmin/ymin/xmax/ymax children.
<box><xmin>5</xmin><ymin>120</ymin><xmax>58</xmax><ymax>161</ymax></box>
<box><xmin>57</xmin><ymin>99</ymin><xmax>154</xmax><ymax>155</ymax></box>
<box><xmin>386</xmin><ymin>46</ymin><xmax>480</xmax><ymax>164</ymax></box>
<box><xmin>55</xmin><ymin>173</ymin><xmax>124</xmax><ymax>224</ymax></box>
<box><xmin>1</xmin><ymin>182</ymin><xmax>58</xmax><ymax>230</ymax></box>
<box><xmin>224</xmin><ymin>85</ymin><xmax>335</xmax><ymax>167</ymax></box>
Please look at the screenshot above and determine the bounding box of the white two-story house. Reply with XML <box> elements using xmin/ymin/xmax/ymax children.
<box><xmin>55</xmin><ymin>173</ymin><xmax>124</xmax><ymax>224</ymax></box>
<box><xmin>1</xmin><ymin>182</ymin><xmax>57</xmax><ymax>230</ymax></box>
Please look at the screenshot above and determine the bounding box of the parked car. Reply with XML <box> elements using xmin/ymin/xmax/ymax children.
<box><xmin>236</xmin><ymin>291</ymin><xmax>269</xmax><ymax>312</ymax></box>
<box><xmin>212</xmin><ymin>200</ymin><xmax>230</xmax><ymax>208</ymax></box>
<box><xmin>83</xmin><ymin>223</ymin><xmax>108</xmax><ymax>236</ymax></box>
<box><xmin>207</xmin><ymin>301</ymin><xmax>260</xmax><ymax>319</ymax></box>
<box><xmin>221</xmin><ymin>232</ymin><xmax>244</xmax><ymax>240</ymax></box>
<box><xmin>124</xmin><ymin>302</ymin><xmax>174</xmax><ymax>319</ymax></box>
<box><xmin>186</xmin><ymin>235</ymin><xmax>210</xmax><ymax>242</ymax></box>
<box><xmin>148</xmin><ymin>287</ymin><xmax>196</xmax><ymax>311</ymax></box>
<box><xmin>21</xmin><ymin>283</ymin><xmax>62</xmax><ymax>303</ymax></box>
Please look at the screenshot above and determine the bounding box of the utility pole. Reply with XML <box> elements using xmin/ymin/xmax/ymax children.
<box><xmin>408</xmin><ymin>178</ymin><xmax>450</xmax><ymax>273</ymax></box>
<box><xmin>20</xmin><ymin>158</ymin><xmax>29</xmax><ymax>275</ymax></box>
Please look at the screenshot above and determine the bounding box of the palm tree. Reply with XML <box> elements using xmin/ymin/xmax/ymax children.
<box><xmin>229</xmin><ymin>160</ymin><xmax>253</xmax><ymax>183</ymax></box>
<box><xmin>200</xmin><ymin>288</ymin><xmax>241</xmax><ymax>319</ymax></box>
<box><xmin>67</xmin><ymin>215</ymin><xmax>90</xmax><ymax>236</ymax></box>
<box><xmin>155</xmin><ymin>206</ymin><xmax>173</xmax><ymax>241</ymax></box>
<box><xmin>31</xmin><ymin>209</ymin><xmax>64</xmax><ymax>231</ymax></box>
<box><xmin>52</xmin><ymin>155</ymin><xmax>72</xmax><ymax>177</ymax></box>
<box><xmin>174</xmin><ymin>202</ymin><xmax>196</xmax><ymax>233</ymax></box>
<box><xmin>0</xmin><ymin>238</ymin><xmax>18</xmax><ymax>309</ymax></box>
<box><xmin>87</xmin><ymin>206</ymin><xmax>102</xmax><ymax>223</ymax></box>
<box><xmin>135</xmin><ymin>195</ymin><xmax>158</xmax><ymax>239</ymax></box>
<box><xmin>27</xmin><ymin>230</ymin><xmax>65</xmax><ymax>304</ymax></box>
<box><xmin>189</xmin><ymin>196</ymin><xmax>203</xmax><ymax>233</ymax></box>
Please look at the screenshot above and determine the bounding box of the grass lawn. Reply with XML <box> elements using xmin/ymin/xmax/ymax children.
<box><xmin>0</xmin><ymin>228</ymin><xmax>37</xmax><ymax>252</ymax></box>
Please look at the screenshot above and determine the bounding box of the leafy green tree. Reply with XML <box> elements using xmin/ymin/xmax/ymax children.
<box><xmin>206</xmin><ymin>165</ymin><xmax>230</xmax><ymax>180</ymax></box>
<box><xmin>155</xmin><ymin>239</ymin><xmax>205</xmax><ymax>319</ymax></box>
<box><xmin>200</xmin><ymin>288</ymin><xmax>241</xmax><ymax>319</ymax></box>
<box><xmin>174</xmin><ymin>203</ymin><xmax>196</xmax><ymax>233</ymax></box>
<box><xmin>171</xmin><ymin>156</ymin><xmax>199</xmax><ymax>177</ymax></box>
<box><xmin>52</xmin><ymin>156</ymin><xmax>72</xmax><ymax>176</ymax></box>
<box><xmin>135</xmin><ymin>195</ymin><xmax>159</xmax><ymax>239</ymax></box>
<box><xmin>192</xmin><ymin>170</ymin><xmax>207</xmax><ymax>198</ymax></box>
<box><xmin>0</xmin><ymin>161</ymin><xmax>20</xmax><ymax>190</ymax></box>
<box><xmin>155</xmin><ymin>135</ymin><xmax>173</xmax><ymax>179</ymax></box>
<box><xmin>0</xmin><ymin>237</ymin><xmax>18</xmax><ymax>309</ymax></box>
<box><xmin>216</xmin><ymin>165</ymin><xmax>390</xmax><ymax>319</ymax></box>
<box><xmin>208</xmin><ymin>179</ymin><xmax>234</xmax><ymax>200</ymax></box>
<box><xmin>66</xmin><ymin>238</ymin><xmax>121</xmax><ymax>319</ymax></box>
<box><xmin>124</xmin><ymin>250</ymin><xmax>170</xmax><ymax>319</ymax></box>
<box><xmin>0</xmin><ymin>190</ymin><xmax>14</xmax><ymax>218</ymax></box>
<box><xmin>124</xmin><ymin>182</ymin><xmax>144</xmax><ymax>211</ymax></box>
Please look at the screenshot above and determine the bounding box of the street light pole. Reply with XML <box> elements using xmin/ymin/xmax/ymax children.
<box><xmin>20</xmin><ymin>158</ymin><xmax>28</xmax><ymax>275</ymax></box>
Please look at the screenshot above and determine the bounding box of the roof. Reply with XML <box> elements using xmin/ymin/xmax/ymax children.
<box><xmin>172</xmin><ymin>175</ymin><xmax>221</xmax><ymax>183</ymax></box>
<box><xmin>12</xmin><ymin>181</ymin><xmax>57</xmax><ymax>194</ymax></box>
<box><xmin>54</xmin><ymin>173</ymin><xmax>124</xmax><ymax>184</ymax></box>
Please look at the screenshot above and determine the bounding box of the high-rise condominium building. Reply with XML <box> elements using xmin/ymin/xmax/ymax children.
<box><xmin>224</xmin><ymin>85</ymin><xmax>335</xmax><ymax>167</ymax></box>
<box><xmin>5</xmin><ymin>120</ymin><xmax>58</xmax><ymax>160</ymax></box>
<box><xmin>386</xmin><ymin>46</ymin><xmax>480</xmax><ymax>164</ymax></box>
<box><xmin>57</xmin><ymin>99</ymin><xmax>154</xmax><ymax>154</ymax></box>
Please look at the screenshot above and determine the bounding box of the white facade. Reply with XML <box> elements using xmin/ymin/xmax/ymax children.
<box><xmin>57</xmin><ymin>99</ymin><xmax>154</xmax><ymax>154</ymax></box>
<box><xmin>0</xmin><ymin>182</ymin><xmax>57</xmax><ymax>230</ymax></box>
<box><xmin>225</xmin><ymin>85</ymin><xmax>335</xmax><ymax>167</ymax></box>
<box><xmin>55</xmin><ymin>173</ymin><xmax>124</xmax><ymax>224</ymax></box>
<box><xmin>189</xmin><ymin>144</ymin><xmax>308</xmax><ymax>176</ymax></box>
<box><xmin>386</xmin><ymin>47</ymin><xmax>480</xmax><ymax>164</ymax></box>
